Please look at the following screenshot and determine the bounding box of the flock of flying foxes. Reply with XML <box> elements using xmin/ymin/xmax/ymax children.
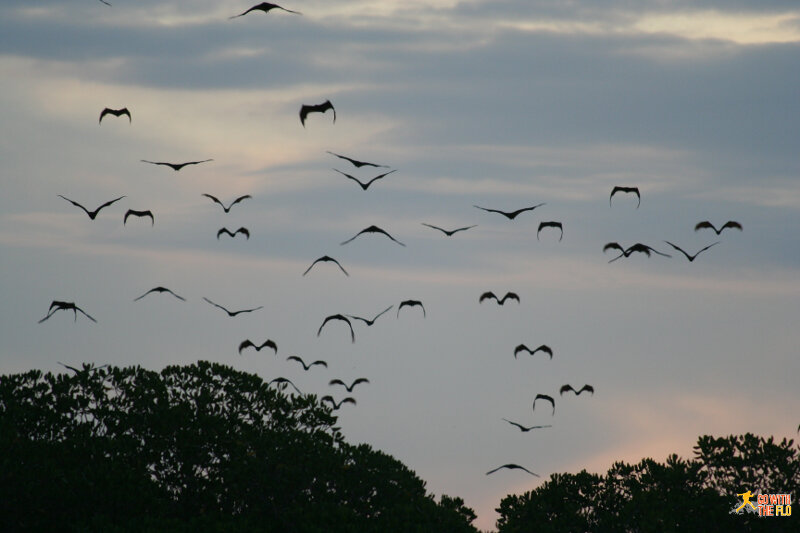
<box><xmin>47</xmin><ymin>1</ymin><xmax>750</xmax><ymax>483</ymax></box>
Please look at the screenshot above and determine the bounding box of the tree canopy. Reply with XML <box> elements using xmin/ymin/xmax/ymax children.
<box><xmin>0</xmin><ymin>361</ymin><xmax>478</xmax><ymax>533</ymax></box>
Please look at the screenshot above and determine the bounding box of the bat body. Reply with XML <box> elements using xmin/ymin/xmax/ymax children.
<box><xmin>480</xmin><ymin>292</ymin><xmax>520</xmax><ymax>305</ymax></box>
<box><xmin>397</xmin><ymin>300</ymin><xmax>426</xmax><ymax>318</ymax></box>
<box><xmin>217</xmin><ymin>227</ymin><xmax>250</xmax><ymax>240</ymax></box>
<box><xmin>486</xmin><ymin>464</ymin><xmax>539</xmax><ymax>477</ymax></box>
<box><xmin>326</xmin><ymin>151</ymin><xmax>388</xmax><ymax>168</ymax></box>
<box><xmin>329</xmin><ymin>378</ymin><xmax>369</xmax><ymax>393</ymax></box>
<box><xmin>303</xmin><ymin>256</ymin><xmax>349</xmax><ymax>277</ymax></box>
<box><xmin>286</xmin><ymin>356</ymin><xmax>327</xmax><ymax>371</ymax></box>
<box><xmin>663</xmin><ymin>240</ymin><xmax>720</xmax><ymax>262</ymax></box>
<box><xmin>533</xmin><ymin>394</ymin><xmax>555</xmax><ymax>415</ymax></box>
<box><xmin>610</xmin><ymin>186</ymin><xmax>640</xmax><ymax>208</ymax></box>
<box><xmin>39</xmin><ymin>301</ymin><xmax>97</xmax><ymax>323</ymax></box>
<box><xmin>421</xmin><ymin>223</ymin><xmax>477</xmax><ymax>236</ymax></box>
<box><xmin>58</xmin><ymin>195</ymin><xmax>125</xmax><ymax>220</ymax></box>
<box><xmin>333</xmin><ymin>168</ymin><xmax>396</xmax><ymax>190</ymax></box>
<box><xmin>203</xmin><ymin>297</ymin><xmax>263</xmax><ymax>317</ymax></box>
<box><xmin>340</xmin><ymin>225</ymin><xmax>405</xmax><ymax>247</ymax></box>
<box><xmin>347</xmin><ymin>305</ymin><xmax>393</xmax><ymax>326</ymax></box>
<box><xmin>134</xmin><ymin>287</ymin><xmax>185</xmax><ymax>302</ymax></box>
<box><xmin>694</xmin><ymin>221</ymin><xmax>742</xmax><ymax>235</ymax></box>
<box><xmin>230</xmin><ymin>2</ymin><xmax>301</xmax><ymax>19</ymax></box>
<box><xmin>560</xmin><ymin>384</ymin><xmax>594</xmax><ymax>396</ymax></box>
<box><xmin>321</xmin><ymin>396</ymin><xmax>356</xmax><ymax>410</ymax></box>
<box><xmin>317</xmin><ymin>314</ymin><xmax>355</xmax><ymax>343</ymax></box>
<box><xmin>99</xmin><ymin>107</ymin><xmax>130</xmax><ymax>124</ymax></box>
<box><xmin>239</xmin><ymin>339</ymin><xmax>278</xmax><ymax>355</ymax></box>
<box><xmin>473</xmin><ymin>203</ymin><xmax>545</xmax><ymax>220</ymax></box>
<box><xmin>140</xmin><ymin>159</ymin><xmax>213</xmax><ymax>171</ymax></box>
<box><xmin>502</xmin><ymin>418</ymin><xmax>552</xmax><ymax>432</ymax></box>
<box><xmin>202</xmin><ymin>194</ymin><xmax>251</xmax><ymax>213</ymax></box>
<box><xmin>537</xmin><ymin>221</ymin><xmax>563</xmax><ymax>241</ymax></box>
<box><xmin>124</xmin><ymin>209</ymin><xmax>154</xmax><ymax>226</ymax></box>
<box><xmin>514</xmin><ymin>344</ymin><xmax>552</xmax><ymax>359</ymax></box>
<box><xmin>300</xmin><ymin>100</ymin><xmax>335</xmax><ymax>127</ymax></box>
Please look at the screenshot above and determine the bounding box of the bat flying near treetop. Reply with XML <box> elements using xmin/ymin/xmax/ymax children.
<box><xmin>269</xmin><ymin>377</ymin><xmax>302</xmax><ymax>394</ymax></box>
<box><xmin>473</xmin><ymin>203</ymin><xmax>545</xmax><ymax>220</ymax></box>
<box><xmin>514</xmin><ymin>344</ymin><xmax>552</xmax><ymax>359</ymax></box>
<box><xmin>694</xmin><ymin>221</ymin><xmax>743</xmax><ymax>235</ymax></box>
<box><xmin>333</xmin><ymin>168</ymin><xmax>396</xmax><ymax>190</ymax></box>
<box><xmin>347</xmin><ymin>305</ymin><xmax>393</xmax><ymax>326</ymax></box>
<box><xmin>58</xmin><ymin>195</ymin><xmax>125</xmax><ymax>220</ymax></box>
<box><xmin>39</xmin><ymin>301</ymin><xmax>97</xmax><ymax>324</ymax></box>
<box><xmin>217</xmin><ymin>227</ymin><xmax>250</xmax><ymax>240</ymax></box>
<box><xmin>300</xmin><ymin>100</ymin><xmax>335</xmax><ymax>127</ymax></box>
<box><xmin>124</xmin><ymin>209</ymin><xmax>154</xmax><ymax>226</ymax></box>
<box><xmin>303</xmin><ymin>255</ymin><xmax>349</xmax><ymax>277</ymax></box>
<box><xmin>663</xmin><ymin>240</ymin><xmax>720</xmax><ymax>262</ymax></box>
<box><xmin>286</xmin><ymin>356</ymin><xmax>327</xmax><ymax>371</ymax></box>
<box><xmin>229</xmin><ymin>2</ymin><xmax>302</xmax><ymax>19</ymax></box>
<box><xmin>239</xmin><ymin>339</ymin><xmax>278</xmax><ymax>355</ymax></box>
<box><xmin>321</xmin><ymin>396</ymin><xmax>356</xmax><ymax>410</ymax></box>
<box><xmin>340</xmin><ymin>225</ymin><xmax>405</xmax><ymax>247</ymax></box>
<box><xmin>537</xmin><ymin>221</ymin><xmax>563</xmax><ymax>241</ymax></box>
<box><xmin>201</xmin><ymin>194</ymin><xmax>251</xmax><ymax>213</ymax></box>
<box><xmin>133</xmin><ymin>287</ymin><xmax>186</xmax><ymax>302</ymax></box>
<box><xmin>99</xmin><ymin>107</ymin><xmax>130</xmax><ymax>124</ymax></box>
<box><xmin>501</xmin><ymin>419</ymin><xmax>552</xmax><ymax>432</ymax></box>
<box><xmin>421</xmin><ymin>223</ymin><xmax>477</xmax><ymax>237</ymax></box>
<box><xmin>560</xmin><ymin>384</ymin><xmax>594</xmax><ymax>396</ymax></box>
<box><xmin>140</xmin><ymin>159</ymin><xmax>213</xmax><ymax>171</ymax></box>
<box><xmin>397</xmin><ymin>300</ymin><xmax>426</xmax><ymax>318</ymax></box>
<box><xmin>610</xmin><ymin>186</ymin><xmax>640</xmax><ymax>208</ymax></box>
<box><xmin>203</xmin><ymin>297</ymin><xmax>263</xmax><ymax>317</ymax></box>
<box><xmin>480</xmin><ymin>292</ymin><xmax>520</xmax><ymax>305</ymax></box>
<box><xmin>329</xmin><ymin>378</ymin><xmax>369</xmax><ymax>393</ymax></box>
<box><xmin>317</xmin><ymin>314</ymin><xmax>355</xmax><ymax>343</ymax></box>
<box><xmin>486</xmin><ymin>464</ymin><xmax>539</xmax><ymax>477</ymax></box>
<box><xmin>326</xmin><ymin>151</ymin><xmax>388</xmax><ymax>169</ymax></box>
<box><xmin>533</xmin><ymin>394</ymin><xmax>555</xmax><ymax>415</ymax></box>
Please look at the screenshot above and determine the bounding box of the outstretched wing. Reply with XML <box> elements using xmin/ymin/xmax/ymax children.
<box><xmin>479</xmin><ymin>291</ymin><xmax>498</xmax><ymax>303</ymax></box>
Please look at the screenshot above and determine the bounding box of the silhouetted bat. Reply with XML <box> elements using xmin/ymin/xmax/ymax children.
<box><xmin>502</xmin><ymin>419</ymin><xmax>552</xmax><ymax>432</ymax></box>
<box><xmin>58</xmin><ymin>195</ymin><xmax>125</xmax><ymax>220</ymax></box>
<box><xmin>694</xmin><ymin>221</ymin><xmax>742</xmax><ymax>235</ymax></box>
<box><xmin>269</xmin><ymin>377</ymin><xmax>302</xmax><ymax>394</ymax></box>
<box><xmin>321</xmin><ymin>395</ymin><xmax>356</xmax><ymax>410</ymax></box>
<box><xmin>663</xmin><ymin>240</ymin><xmax>719</xmax><ymax>262</ymax></box>
<box><xmin>329</xmin><ymin>378</ymin><xmax>369</xmax><ymax>392</ymax></box>
<box><xmin>560</xmin><ymin>384</ymin><xmax>594</xmax><ymax>396</ymax></box>
<box><xmin>229</xmin><ymin>2</ymin><xmax>301</xmax><ymax>19</ymax></box>
<box><xmin>610</xmin><ymin>186</ymin><xmax>640</xmax><ymax>208</ymax></box>
<box><xmin>480</xmin><ymin>292</ymin><xmax>520</xmax><ymax>305</ymax></box>
<box><xmin>421</xmin><ymin>223</ymin><xmax>477</xmax><ymax>236</ymax></box>
<box><xmin>514</xmin><ymin>344</ymin><xmax>552</xmax><ymax>359</ymax></box>
<box><xmin>140</xmin><ymin>159</ymin><xmax>213</xmax><ymax>171</ymax></box>
<box><xmin>326</xmin><ymin>151</ymin><xmax>388</xmax><ymax>168</ymax></box>
<box><xmin>347</xmin><ymin>305</ymin><xmax>393</xmax><ymax>326</ymax></box>
<box><xmin>300</xmin><ymin>100</ymin><xmax>335</xmax><ymax>127</ymax></box>
<box><xmin>39</xmin><ymin>301</ymin><xmax>97</xmax><ymax>323</ymax></box>
<box><xmin>333</xmin><ymin>168</ymin><xmax>396</xmax><ymax>190</ymax></box>
<box><xmin>134</xmin><ymin>287</ymin><xmax>186</xmax><ymax>302</ymax></box>
<box><xmin>317</xmin><ymin>314</ymin><xmax>355</xmax><ymax>343</ymax></box>
<box><xmin>217</xmin><ymin>227</ymin><xmax>250</xmax><ymax>240</ymax></box>
<box><xmin>397</xmin><ymin>300</ymin><xmax>426</xmax><ymax>318</ymax></box>
<box><xmin>486</xmin><ymin>464</ymin><xmax>539</xmax><ymax>477</ymax></box>
<box><xmin>473</xmin><ymin>203</ymin><xmax>545</xmax><ymax>220</ymax></box>
<box><xmin>340</xmin><ymin>225</ymin><xmax>405</xmax><ymax>246</ymax></box>
<box><xmin>533</xmin><ymin>394</ymin><xmax>555</xmax><ymax>415</ymax></box>
<box><xmin>303</xmin><ymin>255</ymin><xmax>349</xmax><ymax>277</ymax></box>
<box><xmin>286</xmin><ymin>356</ymin><xmax>327</xmax><ymax>371</ymax></box>
<box><xmin>98</xmin><ymin>0</ymin><xmax>111</xmax><ymax>6</ymax></box>
<box><xmin>202</xmin><ymin>194</ymin><xmax>251</xmax><ymax>213</ymax></box>
<box><xmin>239</xmin><ymin>339</ymin><xmax>277</xmax><ymax>355</ymax></box>
<box><xmin>203</xmin><ymin>297</ymin><xmax>263</xmax><ymax>317</ymax></box>
<box><xmin>537</xmin><ymin>221</ymin><xmax>563</xmax><ymax>241</ymax></box>
<box><xmin>99</xmin><ymin>107</ymin><xmax>130</xmax><ymax>124</ymax></box>
<box><xmin>603</xmin><ymin>242</ymin><xmax>671</xmax><ymax>263</ymax></box>
<box><xmin>124</xmin><ymin>209</ymin><xmax>154</xmax><ymax>225</ymax></box>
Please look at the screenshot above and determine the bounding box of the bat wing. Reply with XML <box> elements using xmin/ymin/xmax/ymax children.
<box><xmin>364</xmin><ymin>169</ymin><xmax>396</xmax><ymax>188</ymax></box>
<box><xmin>58</xmin><ymin>195</ymin><xmax>91</xmax><ymax>217</ymax></box>
<box><xmin>235</xmin><ymin>227</ymin><xmax>250</xmax><ymax>239</ymax></box>
<box><xmin>238</xmin><ymin>340</ymin><xmax>255</xmax><ymax>354</ymax></box>
<box><xmin>514</xmin><ymin>344</ymin><xmax>529</xmax><ymax>358</ymax></box>
<box><xmin>578</xmin><ymin>385</ymin><xmax>595</xmax><ymax>395</ymax></box>
<box><xmin>263</xmin><ymin>340</ymin><xmax>278</xmax><ymax>353</ymax></box>
<box><xmin>479</xmin><ymin>291</ymin><xmax>498</xmax><ymax>303</ymax></box>
<box><xmin>96</xmin><ymin>195</ymin><xmax>126</xmax><ymax>211</ymax></box>
<box><xmin>560</xmin><ymin>384</ymin><xmax>574</xmax><ymax>395</ymax></box>
<box><xmin>230</xmin><ymin>195</ymin><xmax>252</xmax><ymax>208</ymax></box>
<box><xmin>203</xmin><ymin>297</ymin><xmax>230</xmax><ymax>315</ymax></box>
<box><xmin>450</xmin><ymin>225</ymin><xmax>477</xmax><ymax>234</ymax></box>
<box><xmin>722</xmin><ymin>221</ymin><xmax>743</xmax><ymax>232</ymax></box>
<box><xmin>372</xmin><ymin>305</ymin><xmax>393</xmax><ymax>321</ymax></box>
<box><xmin>501</xmin><ymin>292</ymin><xmax>520</xmax><ymax>304</ymax></box>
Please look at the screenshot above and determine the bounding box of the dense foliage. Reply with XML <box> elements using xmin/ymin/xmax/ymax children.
<box><xmin>496</xmin><ymin>433</ymin><xmax>799</xmax><ymax>532</ymax></box>
<box><xmin>0</xmin><ymin>361</ymin><xmax>478</xmax><ymax>533</ymax></box>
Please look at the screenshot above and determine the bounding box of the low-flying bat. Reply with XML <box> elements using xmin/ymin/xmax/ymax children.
<box><xmin>317</xmin><ymin>314</ymin><xmax>355</xmax><ymax>343</ymax></box>
<box><xmin>473</xmin><ymin>203</ymin><xmax>545</xmax><ymax>220</ymax></box>
<box><xmin>421</xmin><ymin>223</ymin><xmax>477</xmax><ymax>236</ymax></box>
<box><xmin>39</xmin><ymin>301</ymin><xmax>97</xmax><ymax>323</ymax></box>
<box><xmin>229</xmin><ymin>2</ymin><xmax>301</xmax><ymax>19</ymax></box>
<box><xmin>269</xmin><ymin>377</ymin><xmax>302</xmax><ymax>394</ymax></box>
<box><xmin>124</xmin><ymin>209</ymin><xmax>154</xmax><ymax>225</ymax></box>
<box><xmin>140</xmin><ymin>159</ymin><xmax>213</xmax><ymax>171</ymax></box>
<box><xmin>329</xmin><ymin>378</ymin><xmax>369</xmax><ymax>393</ymax></box>
<box><xmin>537</xmin><ymin>221</ymin><xmax>563</xmax><ymax>241</ymax></box>
<box><xmin>502</xmin><ymin>419</ymin><xmax>552</xmax><ymax>432</ymax></box>
<box><xmin>99</xmin><ymin>107</ymin><xmax>130</xmax><ymax>124</ymax></box>
<box><xmin>239</xmin><ymin>339</ymin><xmax>278</xmax><ymax>355</ymax></box>
<box><xmin>694</xmin><ymin>221</ymin><xmax>742</xmax><ymax>235</ymax></box>
<box><xmin>333</xmin><ymin>168</ymin><xmax>396</xmax><ymax>190</ymax></box>
<box><xmin>397</xmin><ymin>300</ymin><xmax>426</xmax><ymax>318</ymax></box>
<box><xmin>347</xmin><ymin>305</ymin><xmax>393</xmax><ymax>326</ymax></box>
<box><xmin>610</xmin><ymin>186</ymin><xmax>640</xmax><ymax>208</ymax></box>
<box><xmin>321</xmin><ymin>396</ymin><xmax>356</xmax><ymax>410</ymax></box>
<box><xmin>326</xmin><ymin>151</ymin><xmax>388</xmax><ymax>168</ymax></box>
<box><xmin>201</xmin><ymin>194</ymin><xmax>251</xmax><ymax>213</ymax></box>
<box><xmin>58</xmin><ymin>195</ymin><xmax>125</xmax><ymax>220</ymax></box>
<box><xmin>486</xmin><ymin>464</ymin><xmax>539</xmax><ymax>477</ymax></box>
<box><xmin>286</xmin><ymin>356</ymin><xmax>327</xmax><ymax>371</ymax></box>
<box><xmin>303</xmin><ymin>256</ymin><xmax>349</xmax><ymax>277</ymax></box>
<box><xmin>340</xmin><ymin>225</ymin><xmax>405</xmax><ymax>247</ymax></box>
<box><xmin>480</xmin><ymin>292</ymin><xmax>520</xmax><ymax>305</ymax></box>
<box><xmin>217</xmin><ymin>227</ymin><xmax>250</xmax><ymax>240</ymax></box>
<box><xmin>663</xmin><ymin>240</ymin><xmax>719</xmax><ymax>262</ymax></box>
<box><xmin>533</xmin><ymin>394</ymin><xmax>555</xmax><ymax>415</ymax></box>
<box><xmin>300</xmin><ymin>100</ymin><xmax>335</xmax><ymax>127</ymax></box>
<box><xmin>560</xmin><ymin>384</ymin><xmax>594</xmax><ymax>396</ymax></box>
<box><xmin>133</xmin><ymin>287</ymin><xmax>185</xmax><ymax>302</ymax></box>
<box><xmin>203</xmin><ymin>297</ymin><xmax>263</xmax><ymax>317</ymax></box>
<box><xmin>514</xmin><ymin>344</ymin><xmax>552</xmax><ymax>360</ymax></box>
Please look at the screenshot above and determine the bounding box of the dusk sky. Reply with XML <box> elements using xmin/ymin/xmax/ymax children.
<box><xmin>1</xmin><ymin>1</ymin><xmax>799</xmax><ymax>529</ymax></box>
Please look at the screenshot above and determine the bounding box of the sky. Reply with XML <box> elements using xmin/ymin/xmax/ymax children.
<box><xmin>1</xmin><ymin>1</ymin><xmax>799</xmax><ymax>530</ymax></box>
